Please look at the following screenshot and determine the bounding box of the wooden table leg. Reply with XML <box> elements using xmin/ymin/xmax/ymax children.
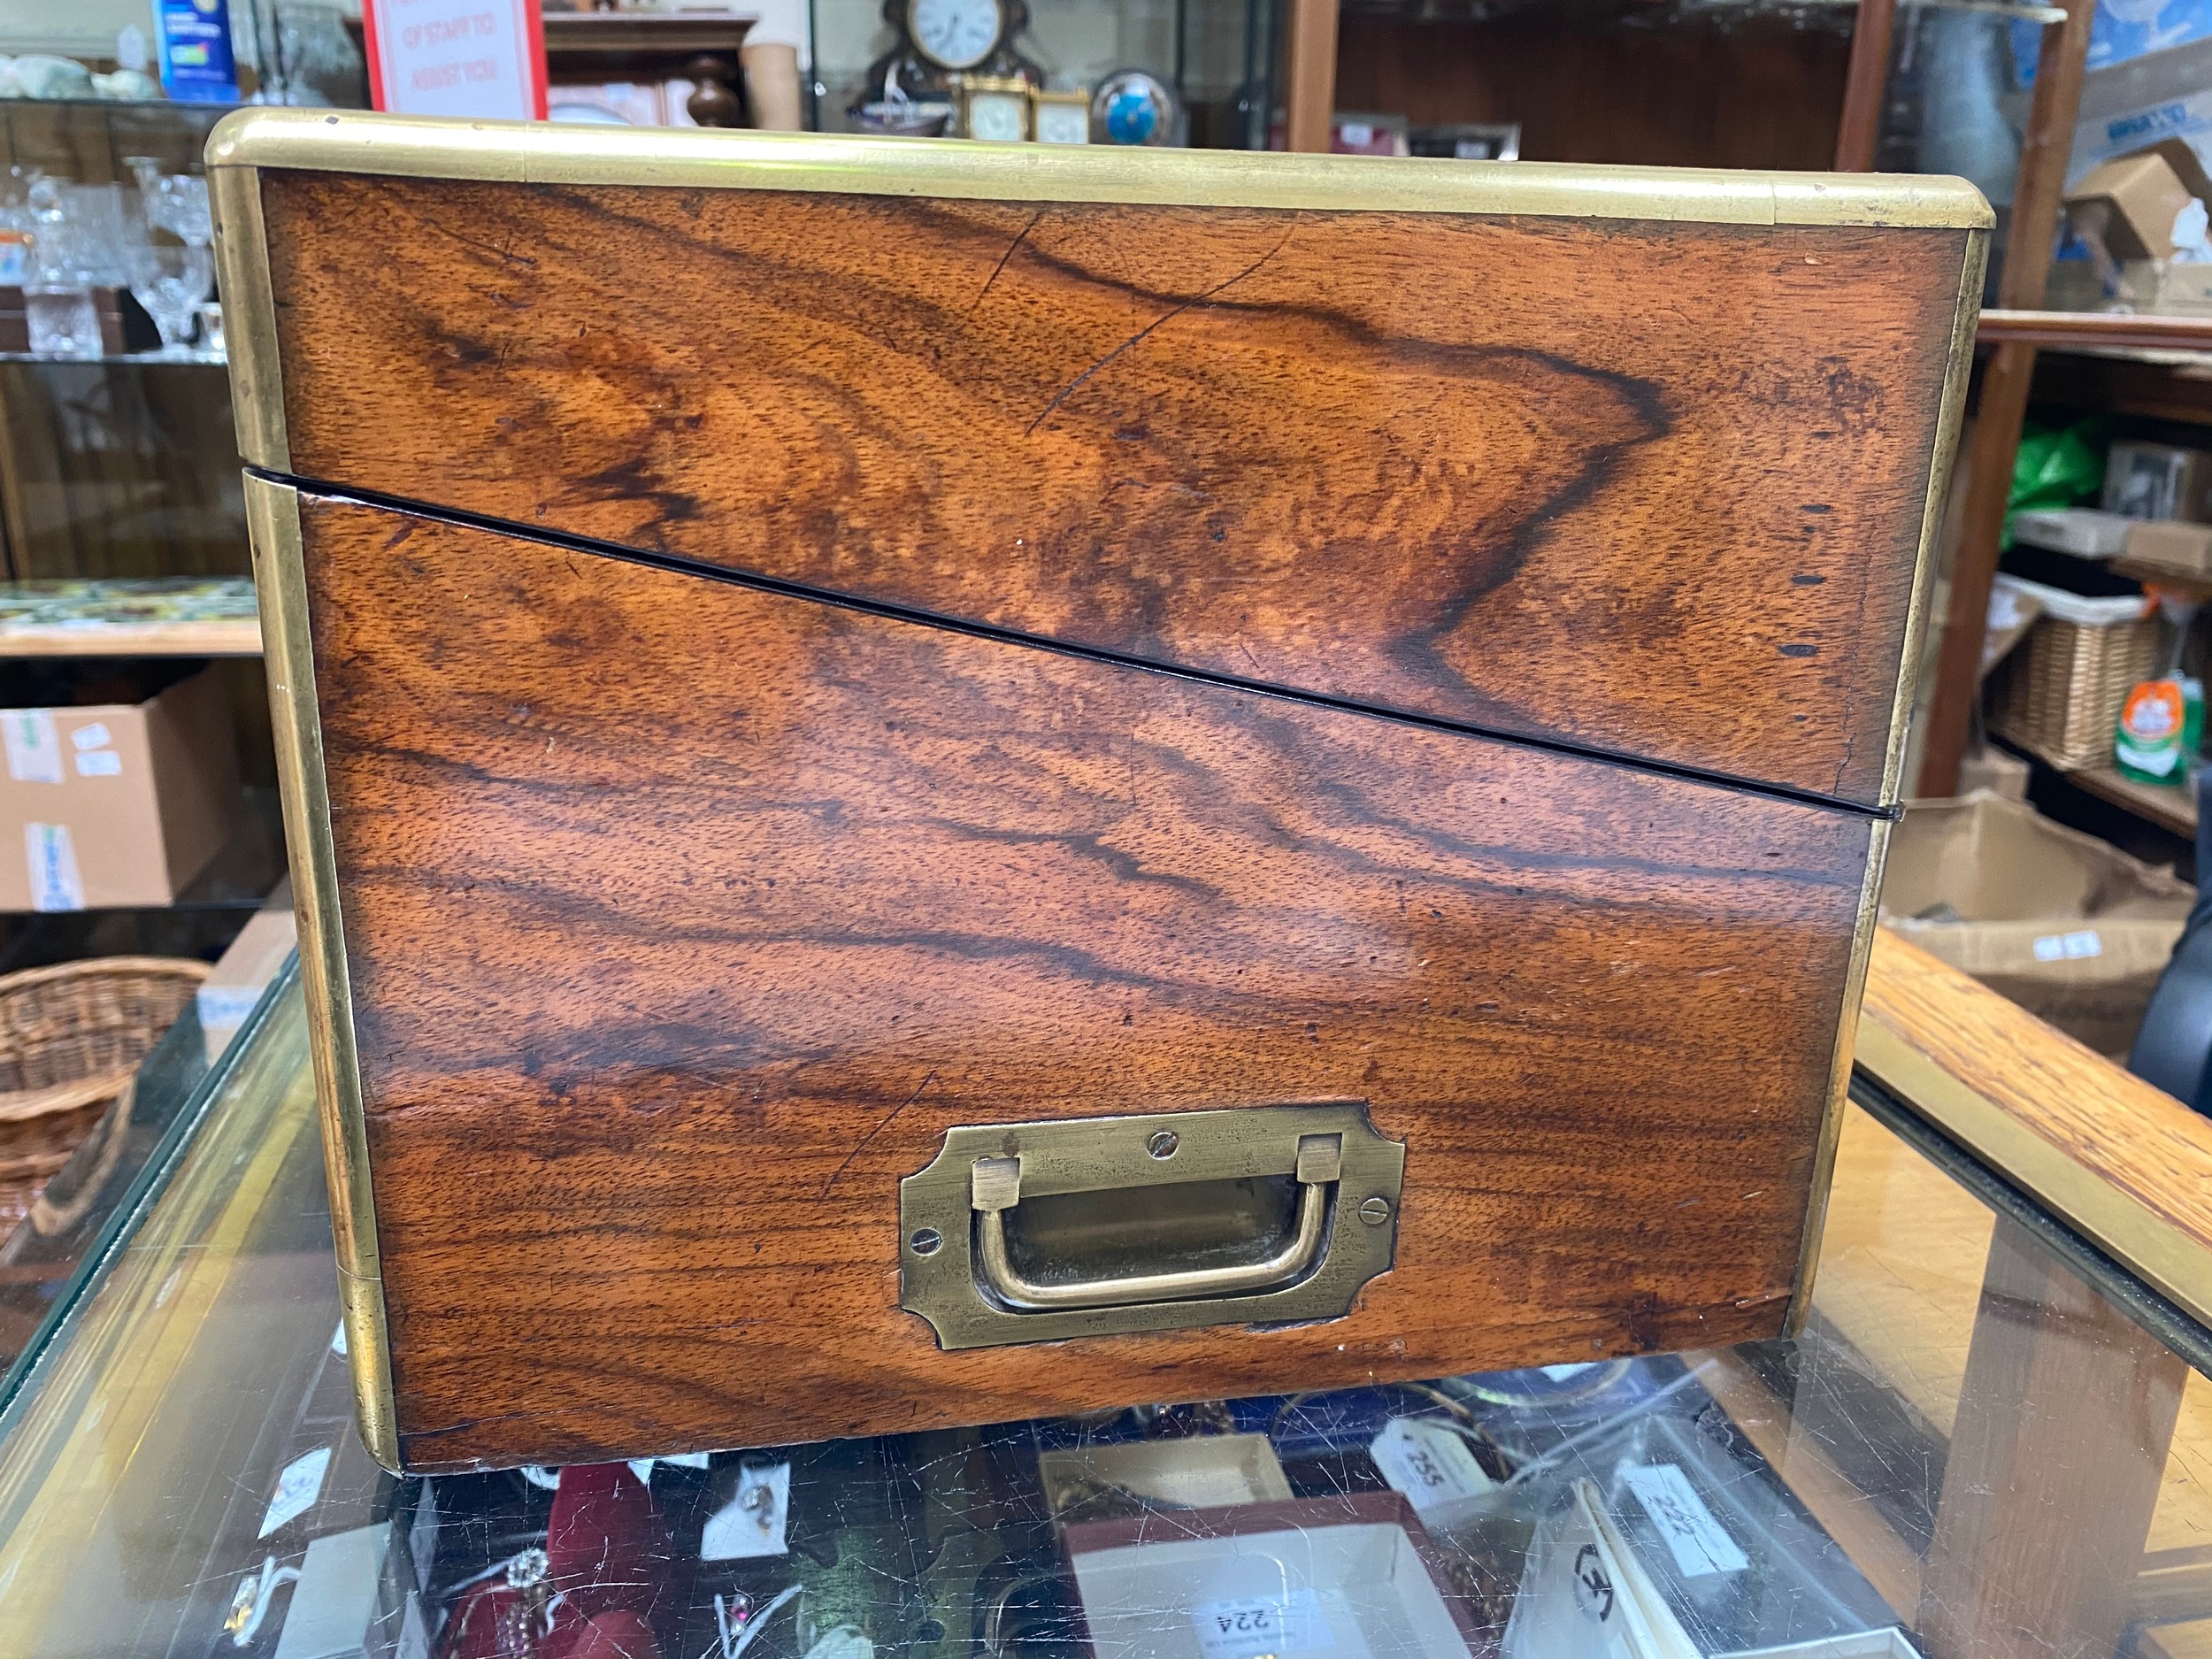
<box><xmin>1283</xmin><ymin>0</ymin><xmax>1339</xmax><ymax>155</ymax></box>
<box><xmin>1916</xmin><ymin>1217</ymin><xmax>2187</xmax><ymax>1659</ymax></box>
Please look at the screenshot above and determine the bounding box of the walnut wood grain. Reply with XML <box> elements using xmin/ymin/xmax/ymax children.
<box><xmin>1856</xmin><ymin>930</ymin><xmax>2212</xmax><ymax>1330</ymax></box>
<box><xmin>260</xmin><ymin>171</ymin><xmax>1972</xmax><ymax>808</ymax></box>
<box><xmin>299</xmin><ymin>492</ymin><xmax>1875</xmax><ymax>1470</ymax></box>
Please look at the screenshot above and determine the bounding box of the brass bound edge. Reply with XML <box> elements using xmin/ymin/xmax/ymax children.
<box><xmin>1786</xmin><ymin>221</ymin><xmax>1985</xmax><ymax>1331</ymax></box>
<box><xmin>1782</xmin><ymin>815</ymin><xmax>1893</xmax><ymax>1340</ymax></box>
<box><xmin>1852</xmin><ymin>1015</ymin><xmax>2212</xmax><ymax>1333</ymax></box>
<box><xmin>1878</xmin><ymin>227</ymin><xmax>1990</xmax><ymax>808</ymax></box>
<box><xmin>204</xmin><ymin>108</ymin><xmax>1993</xmax><ymax>231</ymax></box>
<box><xmin>242</xmin><ymin>474</ymin><xmax>399</xmax><ymax>1471</ymax></box>
<box><xmin>210</xmin><ymin>162</ymin><xmax>288</xmax><ymax>472</ymax></box>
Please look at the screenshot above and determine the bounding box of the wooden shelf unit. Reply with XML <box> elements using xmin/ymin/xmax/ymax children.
<box><xmin>0</xmin><ymin>579</ymin><xmax>259</xmax><ymax>659</ymax></box>
<box><xmin>2071</xmin><ymin>765</ymin><xmax>2200</xmax><ymax>839</ymax></box>
<box><xmin>1980</xmin><ymin>310</ymin><xmax>2212</xmax><ymax>354</ymax></box>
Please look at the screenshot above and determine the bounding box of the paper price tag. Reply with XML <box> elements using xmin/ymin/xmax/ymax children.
<box><xmin>4</xmin><ymin>711</ymin><xmax>61</xmax><ymax>784</ymax></box>
<box><xmin>1192</xmin><ymin>1588</ymin><xmax>1333</xmax><ymax>1659</ymax></box>
<box><xmin>1620</xmin><ymin>1463</ymin><xmax>1747</xmax><ymax>1578</ymax></box>
<box><xmin>258</xmin><ymin>1445</ymin><xmax>332</xmax><ymax>1538</ymax></box>
<box><xmin>701</xmin><ymin>1461</ymin><xmax>790</xmax><ymax>1561</ymax></box>
<box><xmin>1369</xmin><ymin>1417</ymin><xmax>1494</xmax><ymax>1511</ymax></box>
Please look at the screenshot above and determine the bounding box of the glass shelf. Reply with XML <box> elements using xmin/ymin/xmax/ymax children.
<box><xmin>0</xmin><ymin>349</ymin><xmax>225</xmax><ymax>366</ymax></box>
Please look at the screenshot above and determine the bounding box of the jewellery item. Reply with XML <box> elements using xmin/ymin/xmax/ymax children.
<box><xmin>496</xmin><ymin>1548</ymin><xmax>553</xmax><ymax>1658</ymax></box>
<box><xmin>222</xmin><ymin>1555</ymin><xmax>301</xmax><ymax>1648</ymax></box>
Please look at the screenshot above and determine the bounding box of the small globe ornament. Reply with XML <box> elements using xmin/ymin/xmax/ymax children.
<box><xmin>1092</xmin><ymin>70</ymin><xmax>1174</xmax><ymax>146</ymax></box>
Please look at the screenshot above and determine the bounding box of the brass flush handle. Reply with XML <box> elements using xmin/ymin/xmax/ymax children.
<box><xmin>970</xmin><ymin>1133</ymin><xmax>1343</xmax><ymax>1311</ymax></box>
<box><xmin>898</xmin><ymin>1102</ymin><xmax>1404</xmax><ymax>1350</ymax></box>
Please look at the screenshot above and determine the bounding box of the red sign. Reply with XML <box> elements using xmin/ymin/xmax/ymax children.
<box><xmin>362</xmin><ymin>0</ymin><xmax>548</xmax><ymax>120</ymax></box>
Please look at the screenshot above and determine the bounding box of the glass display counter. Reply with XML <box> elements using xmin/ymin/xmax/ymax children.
<box><xmin>2</xmin><ymin>934</ymin><xmax>2211</xmax><ymax>1659</ymax></box>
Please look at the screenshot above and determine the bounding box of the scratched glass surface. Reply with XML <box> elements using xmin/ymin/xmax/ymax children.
<box><xmin>0</xmin><ymin>983</ymin><xmax>2206</xmax><ymax>1659</ymax></box>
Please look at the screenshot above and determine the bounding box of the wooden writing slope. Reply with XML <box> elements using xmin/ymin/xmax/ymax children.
<box><xmin>211</xmin><ymin>110</ymin><xmax>1986</xmax><ymax>1471</ymax></box>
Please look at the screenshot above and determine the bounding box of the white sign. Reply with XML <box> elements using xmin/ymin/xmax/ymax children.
<box><xmin>1618</xmin><ymin>1462</ymin><xmax>1748</xmax><ymax>1578</ymax></box>
<box><xmin>364</xmin><ymin>0</ymin><xmax>547</xmax><ymax>120</ymax></box>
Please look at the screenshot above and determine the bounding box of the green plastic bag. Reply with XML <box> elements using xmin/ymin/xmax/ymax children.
<box><xmin>2004</xmin><ymin>417</ymin><xmax>2109</xmax><ymax>547</ymax></box>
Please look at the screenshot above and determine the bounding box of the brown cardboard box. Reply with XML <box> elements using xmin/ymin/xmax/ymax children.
<box><xmin>2066</xmin><ymin>141</ymin><xmax>2210</xmax><ymax>260</ymax></box>
<box><xmin>0</xmin><ymin>668</ymin><xmax>240</xmax><ymax>911</ymax></box>
<box><xmin>2105</xmin><ymin>439</ymin><xmax>2212</xmax><ymax>521</ymax></box>
<box><xmin>196</xmin><ymin>876</ymin><xmax>295</xmax><ymax>1062</ymax></box>
<box><xmin>1956</xmin><ymin>741</ymin><xmax>2031</xmax><ymax>801</ymax></box>
<box><xmin>2124</xmin><ymin>516</ymin><xmax>2212</xmax><ymax>578</ymax></box>
<box><xmin>1879</xmin><ymin>791</ymin><xmax>2194</xmax><ymax>1056</ymax></box>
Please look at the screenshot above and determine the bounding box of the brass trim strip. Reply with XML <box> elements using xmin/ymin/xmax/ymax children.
<box><xmin>1879</xmin><ymin>228</ymin><xmax>1989</xmax><ymax>808</ymax></box>
<box><xmin>1783</xmin><ymin>815</ymin><xmax>1893</xmax><ymax>1338</ymax></box>
<box><xmin>1853</xmin><ymin>1016</ymin><xmax>2212</xmax><ymax>1334</ymax></box>
<box><xmin>242</xmin><ymin>474</ymin><xmax>398</xmax><ymax>1470</ymax></box>
<box><xmin>211</xmin><ymin>161</ymin><xmax>288</xmax><ymax>472</ymax></box>
<box><xmin>206</xmin><ymin>108</ymin><xmax>1992</xmax><ymax>230</ymax></box>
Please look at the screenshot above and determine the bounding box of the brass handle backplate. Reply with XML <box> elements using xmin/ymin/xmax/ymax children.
<box><xmin>898</xmin><ymin>1102</ymin><xmax>1403</xmax><ymax>1350</ymax></box>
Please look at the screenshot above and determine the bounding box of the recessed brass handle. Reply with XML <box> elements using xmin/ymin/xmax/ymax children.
<box><xmin>969</xmin><ymin>1132</ymin><xmax>1340</xmax><ymax>1313</ymax></box>
<box><xmin>900</xmin><ymin>1103</ymin><xmax>1403</xmax><ymax>1349</ymax></box>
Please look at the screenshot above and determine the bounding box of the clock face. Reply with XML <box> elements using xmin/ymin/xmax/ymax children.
<box><xmin>909</xmin><ymin>0</ymin><xmax>1002</xmax><ymax>71</ymax></box>
<box><xmin>967</xmin><ymin>90</ymin><xmax>1027</xmax><ymax>142</ymax></box>
<box><xmin>1034</xmin><ymin>100</ymin><xmax>1088</xmax><ymax>145</ymax></box>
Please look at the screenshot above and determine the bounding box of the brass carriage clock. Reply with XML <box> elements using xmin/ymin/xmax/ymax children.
<box><xmin>860</xmin><ymin>0</ymin><xmax>1043</xmax><ymax>114</ymax></box>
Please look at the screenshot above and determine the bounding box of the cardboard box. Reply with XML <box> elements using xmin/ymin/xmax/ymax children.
<box><xmin>2105</xmin><ymin>440</ymin><xmax>2212</xmax><ymax>522</ymax></box>
<box><xmin>2108</xmin><ymin>257</ymin><xmax>2212</xmax><ymax>316</ymax></box>
<box><xmin>1039</xmin><ymin>1434</ymin><xmax>1291</xmax><ymax>1525</ymax></box>
<box><xmin>1956</xmin><ymin>742</ymin><xmax>2030</xmax><ymax>802</ymax></box>
<box><xmin>2125</xmin><ymin>516</ymin><xmax>2212</xmax><ymax>578</ymax></box>
<box><xmin>2066</xmin><ymin>139</ymin><xmax>2212</xmax><ymax>261</ymax></box>
<box><xmin>198</xmin><ymin>876</ymin><xmax>296</xmax><ymax>1062</ymax></box>
<box><xmin>1879</xmin><ymin>792</ymin><xmax>2194</xmax><ymax>1056</ymax></box>
<box><xmin>2012</xmin><ymin>505</ymin><xmax>2135</xmax><ymax>558</ymax></box>
<box><xmin>1065</xmin><ymin>1492</ymin><xmax>1479</xmax><ymax>1659</ymax></box>
<box><xmin>0</xmin><ymin>667</ymin><xmax>240</xmax><ymax>911</ymax></box>
<box><xmin>2025</xmin><ymin>35</ymin><xmax>2212</xmax><ymax>204</ymax></box>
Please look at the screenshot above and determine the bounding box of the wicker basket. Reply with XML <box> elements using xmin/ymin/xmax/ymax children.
<box><xmin>1989</xmin><ymin>613</ymin><xmax>2167</xmax><ymax>772</ymax></box>
<box><xmin>0</xmin><ymin>956</ymin><xmax>209</xmax><ymax>1232</ymax></box>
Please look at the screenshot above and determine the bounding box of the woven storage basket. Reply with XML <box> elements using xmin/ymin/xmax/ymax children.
<box><xmin>0</xmin><ymin>956</ymin><xmax>208</xmax><ymax>1232</ymax></box>
<box><xmin>1990</xmin><ymin>613</ymin><xmax>2166</xmax><ymax>772</ymax></box>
